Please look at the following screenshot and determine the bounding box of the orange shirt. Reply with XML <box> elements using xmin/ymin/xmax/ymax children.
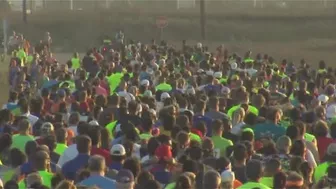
<box><xmin>234</xmin><ymin>180</ymin><xmax>243</xmax><ymax>189</ymax></box>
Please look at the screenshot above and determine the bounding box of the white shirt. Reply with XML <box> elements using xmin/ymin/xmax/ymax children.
<box><xmin>306</xmin><ymin>149</ymin><xmax>317</xmax><ymax>169</ymax></box>
<box><xmin>22</xmin><ymin>112</ymin><xmax>39</xmax><ymax>126</ymax></box>
<box><xmin>231</xmin><ymin>122</ymin><xmax>246</xmax><ymax>136</ymax></box>
<box><xmin>57</xmin><ymin>144</ymin><xmax>78</xmax><ymax>167</ymax></box>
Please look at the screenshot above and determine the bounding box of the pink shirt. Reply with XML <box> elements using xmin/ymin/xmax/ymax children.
<box><xmin>95</xmin><ymin>85</ymin><xmax>108</xmax><ymax>96</ymax></box>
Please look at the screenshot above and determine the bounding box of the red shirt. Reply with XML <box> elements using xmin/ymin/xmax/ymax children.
<box><xmin>43</xmin><ymin>97</ymin><xmax>53</xmax><ymax>113</ymax></box>
<box><xmin>79</xmin><ymin>101</ymin><xmax>89</xmax><ymax>113</ymax></box>
<box><xmin>317</xmin><ymin>137</ymin><xmax>334</xmax><ymax>160</ymax></box>
<box><xmin>91</xmin><ymin>147</ymin><xmax>111</xmax><ymax>165</ymax></box>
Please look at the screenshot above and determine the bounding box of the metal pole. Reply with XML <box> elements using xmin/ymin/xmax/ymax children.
<box><xmin>70</xmin><ymin>0</ymin><xmax>73</xmax><ymax>10</ymax></box>
<box><xmin>200</xmin><ymin>0</ymin><xmax>205</xmax><ymax>39</ymax></box>
<box><xmin>2</xmin><ymin>18</ymin><xmax>8</xmax><ymax>55</ymax></box>
<box><xmin>23</xmin><ymin>0</ymin><xmax>27</xmax><ymax>23</ymax></box>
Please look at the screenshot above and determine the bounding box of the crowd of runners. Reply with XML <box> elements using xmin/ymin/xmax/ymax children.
<box><xmin>1</xmin><ymin>30</ymin><xmax>336</xmax><ymax>189</ymax></box>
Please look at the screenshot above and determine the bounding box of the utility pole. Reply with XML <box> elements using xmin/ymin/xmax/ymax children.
<box><xmin>200</xmin><ymin>0</ymin><xmax>205</xmax><ymax>40</ymax></box>
<box><xmin>23</xmin><ymin>0</ymin><xmax>27</xmax><ymax>23</ymax></box>
<box><xmin>2</xmin><ymin>0</ymin><xmax>9</xmax><ymax>55</ymax></box>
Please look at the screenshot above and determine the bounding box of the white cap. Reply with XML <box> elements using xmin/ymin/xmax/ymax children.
<box><xmin>230</xmin><ymin>62</ymin><xmax>237</xmax><ymax>70</ymax></box>
<box><xmin>110</xmin><ymin>144</ymin><xmax>126</xmax><ymax>156</ymax></box>
<box><xmin>140</xmin><ymin>79</ymin><xmax>150</xmax><ymax>87</ymax></box>
<box><xmin>221</xmin><ymin>86</ymin><xmax>231</xmax><ymax>94</ymax></box>
<box><xmin>327</xmin><ymin>105</ymin><xmax>336</xmax><ymax>119</ymax></box>
<box><xmin>221</xmin><ymin>170</ymin><xmax>235</xmax><ymax>183</ymax></box>
<box><xmin>214</xmin><ymin>72</ymin><xmax>222</xmax><ymax>79</ymax></box>
<box><xmin>318</xmin><ymin>94</ymin><xmax>329</xmax><ymax>104</ymax></box>
<box><xmin>161</xmin><ymin>92</ymin><xmax>171</xmax><ymax>101</ymax></box>
<box><xmin>89</xmin><ymin>120</ymin><xmax>99</xmax><ymax>126</ymax></box>
<box><xmin>206</xmin><ymin>70</ymin><xmax>214</xmax><ymax>76</ymax></box>
<box><xmin>197</xmin><ymin>42</ymin><xmax>202</xmax><ymax>48</ymax></box>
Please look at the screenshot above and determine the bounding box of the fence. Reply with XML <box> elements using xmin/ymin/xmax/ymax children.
<box><xmin>5</xmin><ymin>0</ymin><xmax>336</xmax><ymax>13</ymax></box>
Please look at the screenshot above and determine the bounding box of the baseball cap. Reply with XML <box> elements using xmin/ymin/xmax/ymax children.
<box><xmin>242</xmin><ymin>128</ymin><xmax>254</xmax><ymax>135</ymax></box>
<box><xmin>140</xmin><ymin>79</ymin><xmax>150</xmax><ymax>87</ymax></box>
<box><xmin>206</xmin><ymin>70</ymin><xmax>214</xmax><ymax>76</ymax></box>
<box><xmin>327</xmin><ymin>105</ymin><xmax>336</xmax><ymax>119</ymax></box>
<box><xmin>318</xmin><ymin>94</ymin><xmax>329</xmax><ymax>104</ymax></box>
<box><xmin>116</xmin><ymin>169</ymin><xmax>134</xmax><ymax>184</ymax></box>
<box><xmin>110</xmin><ymin>144</ymin><xmax>126</xmax><ymax>156</ymax></box>
<box><xmin>230</xmin><ymin>62</ymin><xmax>238</xmax><ymax>70</ymax></box>
<box><xmin>40</xmin><ymin>122</ymin><xmax>54</xmax><ymax>134</ymax></box>
<box><xmin>221</xmin><ymin>170</ymin><xmax>235</xmax><ymax>183</ymax></box>
<box><xmin>221</xmin><ymin>86</ymin><xmax>231</xmax><ymax>95</ymax></box>
<box><xmin>327</xmin><ymin>143</ymin><xmax>336</xmax><ymax>156</ymax></box>
<box><xmin>89</xmin><ymin>120</ymin><xmax>99</xmax><ymax>126</ymax></box>
<box><xmin>160</xmin><ymin>92</ymin><xmax>170</xmax><ymax>102</ymax></box>
<box><xmin>214</xmin><ymin>72</ymin><xmax>222</xmax><ymax>79</ymax></box>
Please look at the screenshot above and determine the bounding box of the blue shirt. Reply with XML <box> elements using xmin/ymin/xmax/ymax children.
<box><xmin>193</xmin><ymin>114</ymin><xmax>213</xmax><ymax>136</ymax></box>
<box><xmin>252</xmin><ymin>121</ymin><xmax>286</xmax><ymax>141</ymax></box>
<box><xmin>150</xmin><ymin>165</ymin><xmax>172</xmax><ymax>185</ymax></box>
<box><xmin>20</xmin><ymin>161</ymin><xmax>58</xmax><ymax>175</ymax></box>
<box><xmin>79</xmin><ymin>175</ymin><xmax>116</xmax><ymax>189</ymax></box>
<box><xmin>109</xmin><ymin>162</ymin><xmax>123</xmax><ymax>171</ymax></box>
<box><xmin>61</xmin><ymin>154</ymin><xmax>90</xmax><ymax>180</ymax></box>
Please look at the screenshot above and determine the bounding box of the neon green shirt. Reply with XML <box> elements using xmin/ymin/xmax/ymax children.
<box><xmin>304</xmin><ymin>133</ymin><xmax>316</xmax><ymax>143</ymax></box>
<box><xmin>71</xmin><ymin>57</ymin><xmax>80</xmax><ymax>69</ymax></box>
<box><xmin>107</xmin><ymin>72</ymin><xmax>124</xmax><ymax>94</ymax></box>
<box><xmin>237</xmin><ymin>181</ymin><xmax>271</xmax><ymax>189</ymax></box>
<box><xmin>11</xmin><ymin>134</ymin><xmax>35</xmax><ymax>152</ymax></box>
<box><xmin>211</xmin><ymin>135</ymin><xmax>233</xmax><ymax>158</ymax></box>
<box><xmin>139</xmin><ymin>133</ymin><xmax>153</xmax><ymax>141</ymax></box>
<box><xmin>54</xmin><ymin>143</ymin><xmax>68</xmax><ymax>156</ymax></box>
<box><xmin>227</xmin><ymin>104</ymin><xmax>259</xmax><ymax>119</ymax></box>
<box><xmin>219</xmin><ymin>77</ymin><xmax>228</xmax><ymax>84</ymax></box>
<box><xmin>17</xmin><ymin>49</ymin><xmax>27</xmax><ymax>66</ymax></box>
<box><xmin>314</xmin><ymin>162</ymin><xmax>335</xmax><ymax>182</ymax></box>
<box><xmin>165</xmin><ymin>182</ymin><xmax>176</xmax><ymax>189</ymax></box>
<box><xmin>106</xmin><ymin>121</ymin><xmax>118</xmax><ymax>138</ymax></box>
<box><xmin>155</xmin><ymin>83</ymin><xmax>172</xmax><ymax>92</ymax></box>
<box><xmin>244</xmin><ymin>58</ymin><xmax>254</xmax><ymax>63</ymax></box>
<box><xmin>260</xmin><ymin>177</ymin><xmax>273</xmax><ymax>188</ymax></box>
<box><xmin>19</xmin><ymin>170</ymin><xmax>53</xmax><ymax>189</ymax></box>
<box><xmin>3</xmin><ymin>169</ymin><xmax>15</xmax><ymax>183</ymax></box>
<box><xmin>190</xmin><ymin>133</ymin><xmax>202</xmax><ymax>143</ymax></box>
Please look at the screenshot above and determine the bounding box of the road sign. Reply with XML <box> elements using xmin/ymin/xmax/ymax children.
<box><xmin>156</xmin><ymin>16</ymin><xmax>168</xmax><ymax>29</ymax></box>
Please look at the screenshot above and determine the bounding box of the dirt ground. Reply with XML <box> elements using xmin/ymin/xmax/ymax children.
<box><xmin>1</xmin><ymin>2</ymin><xmax>336</xmax><ymax>104</ymax></box>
